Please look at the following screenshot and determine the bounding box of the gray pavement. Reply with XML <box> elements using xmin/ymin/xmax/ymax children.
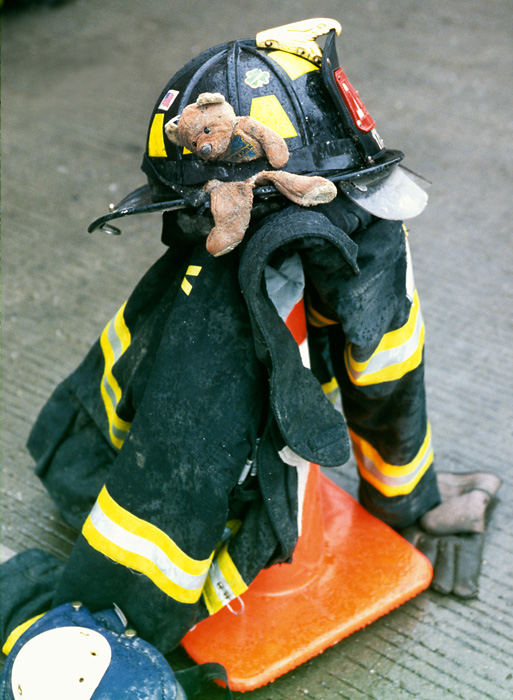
<box><xmin>2</xmin><ymin>1</ymin><xmax>513</xmax><ymax>698</ymax></box>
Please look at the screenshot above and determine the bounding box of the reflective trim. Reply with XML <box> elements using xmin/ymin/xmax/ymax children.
<box><xmin>322</xmin><ymin>377</ymin><xmax>339</xmax><ymax>395</ymax></box>
<box><xmin>249</xmin><ymin>95</ymin><xmax>298</xmax><ymax>139</ymax></box>
<box><xmin>82</xmin><ymin>487</ymin><xmax>213</xmax><ymax>604</ymax></box>
<box><xmin>298</xmin><ymin>337</ymin><xmax>310</xmax><ymax>369</ymax></box>
<box><xmin>345</xmin><ymin>289</ymin><xmax>425</xmax><ymax>386</ymax></box>
<box><xmin>305</xmin><ymin>299</ymin><xmax>338</xmax><ymax>328</ymax></box>
<box><xmin>221</xmin><ymin>519</ymin><xmax>242</xmax><ymax>544</ymax></box>
<box><xmin>148</xmin><ymin>113</ymin><xmax>167</xmax><ymax>158</ymax></box>
<box><xmin>322</xmin><ymin>376</ymin><xmax>340</xmax><ymax>406</ymax></box>
<box><xmin>100</xmin><ymin>302</ymin><xmax>132</xmax><ymax>449</ymax></box>
<box><xmin>404</xmin><ymin>229</ymin><xmax>415</xmax><ymax>302</ymax></box>
<box><xmin>203</xmin><ymin>544</ymin><xmax>247</xmax><ymax>615</ymax></box>
<box><xmin>2</xmin><ymin>614</ymin><xmax>45</xmax><ymax>656</ymax></box>
<box><xmin>181</xmin><ymin>265</ymin><xmax>202</xmax><ymax>296</ymax></box>
<box><xmin>267</xmin><ymin>50</ymin><xmax>319</xmax><ymax>80</ymax></box>
<box><xmin>350</xmin><ymin>424</ymin><xmax>434</xmax><ymax>497</ymax></box>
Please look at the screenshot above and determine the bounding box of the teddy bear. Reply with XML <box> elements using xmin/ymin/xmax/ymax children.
<box><xmin>165</xmin><ymin>92</ymin><xmax>337</xmax><ymax>256</ymax></box>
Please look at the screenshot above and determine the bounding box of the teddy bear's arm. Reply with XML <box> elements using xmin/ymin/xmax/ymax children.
<box><xmin>237</xmin><ymin>117</ymin><xmax>290</xmax><ymax>169</ymax></box>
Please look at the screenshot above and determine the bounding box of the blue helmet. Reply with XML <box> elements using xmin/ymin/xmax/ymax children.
<box><xmin>0</xmin><ymin>603</ymin><xmax>186</xmax><ymax>700</ymax></box>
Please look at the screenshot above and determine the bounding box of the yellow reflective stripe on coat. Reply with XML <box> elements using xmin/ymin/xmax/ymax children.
<box><xmin>181</xmin><ymin>265</ymin><xmax>202</xmax><ymax>296</ymax></box>
<box><xmin>2</xmin><ymin>613</ymin><xmax>45</xmax><ymax>656</ymax></box>
<box><xmin>322</xmin><ymin>376</ymin><xmax>340</xmax><ymax>406</ymax></box>
<box><xmin>83</xmin><ymin>486</ymin><xmax>213</xmax><ymax>604</ymax></box>
<box><xmin>344</xmin><ymin>289</ymin><xmax>425</xmax><ymax>386</ymax></box>
<box><xmin>100</xmin><ymin>302</ymin><xmax>132</xmax><ymax>449</ymax></box>
<box><xmin>306</xmin><ymin>301</ymin><xmax>339</xmax><ymax>328</ymax></box>
<box><xmin>322</xmin><ymin>376</ymin><xmax>339</xmax><ymax>395</ymax></box>
<box><xmin>350</xmin><ymin>424</ymin><xmax>434</xmax><ymax>497</ymax></box>
<box><xmin>202</xmin><ymin>542</ymin><xmax>248</xmax><ymax>615</ymax></box>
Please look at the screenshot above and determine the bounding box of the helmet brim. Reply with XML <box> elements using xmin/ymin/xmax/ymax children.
<box><xmin>87</xmin><ymin>184</ymin><xmax>187</xmax><ymax>234</ymax></box>
<box><xmin>88</xmin><ymin>149</ymin><xmax>406</xmax><ymax>235</ymax></box>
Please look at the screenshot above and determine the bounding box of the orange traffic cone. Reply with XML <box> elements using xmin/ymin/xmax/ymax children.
<box><xmin>182</xmin><ymin>298</ymin><xmax>433</xmax><ymax>691</ymax></box>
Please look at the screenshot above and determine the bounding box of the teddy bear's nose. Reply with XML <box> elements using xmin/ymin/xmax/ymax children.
<box><xmin>200</xmin><ymin>143</ymin><xmax>212</xmax><ymax>156</ymax></box>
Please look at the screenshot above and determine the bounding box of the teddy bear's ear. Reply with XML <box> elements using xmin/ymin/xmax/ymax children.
<box><xmin>164</xmin><ymin>118</ymin><xmax>182</xmax><ymax>146</ymax></box>
<box><xmin>196</xmin><ymin>92</ymin><xmax>226</xmax><ymax>107</ymax></box>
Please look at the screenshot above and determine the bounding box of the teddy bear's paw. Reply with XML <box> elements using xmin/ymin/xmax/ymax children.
<box><xmin>206</xmin><ymin>227</ymin><xmax>245</xmax><ymax>257</ymax></box>
<box><xmin>255</xmin><ymin>171</ymin><xmax>337</xmax><ymax>207</ymax></box>
<box><xmin>263</xmin><ymin>140</ymin><xmax>289</xmax><ymax>169</ymax></box>
<box><xmin>205</xmin><ymin>180</ymin><xmax>254</xmax><ymax>256</ymax></box>
<box><xmin>295</xmin><ymin>176</ymin><xmax>338</xmax><ymax>206</ymax></box>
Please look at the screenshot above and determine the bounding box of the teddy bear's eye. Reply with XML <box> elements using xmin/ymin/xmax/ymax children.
<box><xmin>204</xmin><ymin>127</ymin><xmax>211</xmax><ymax>134</ymax></box>
<box><xmin>192</xmin><ymin>142</ymin><xmax>197</xmax><ymax>147</ymax></box>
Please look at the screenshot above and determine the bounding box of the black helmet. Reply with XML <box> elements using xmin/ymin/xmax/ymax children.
<box><xmin>89</xmin><ymin>19</ymin><xmax>405</xmax><ymax>234</ymax></box>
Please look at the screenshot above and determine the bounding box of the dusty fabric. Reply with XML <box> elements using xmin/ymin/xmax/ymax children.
<box><xmin>2</xmin><ymin>197</ymin><xmax>440</xmax><ymax>653</ymax></box>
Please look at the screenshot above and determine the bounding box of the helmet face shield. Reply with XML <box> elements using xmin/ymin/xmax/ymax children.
<box><xmin>338</xmin><ymin>166</ymin><xmax>429</xmax><ymax>221</ymax></box>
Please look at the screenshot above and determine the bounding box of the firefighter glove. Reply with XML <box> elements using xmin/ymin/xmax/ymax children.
<box><xmin>401</xmin><ymin>471</ymin><xmax>501</xmax><ymax>598</ymax></box>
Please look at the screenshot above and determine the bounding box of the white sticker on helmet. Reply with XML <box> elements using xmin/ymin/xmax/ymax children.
<box><xmin>158</xmin><ymin>89</ymin><xmax>180</xmax><ymax>111</ymax></box>
<box><xmin>11</xmin><ymin>626</ymin><xmax>112</xmax><ymax>700</ymax></box>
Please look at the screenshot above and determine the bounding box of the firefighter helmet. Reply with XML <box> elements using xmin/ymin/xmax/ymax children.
<box><xmin>0</xmin><ymin>603</ymin><xmax>187</xmax><ymax>700</ymax></box>
<box><xmin>89</xmin><ymin>19</ymin><xmax>425</xmax><ymax>234</ymax></box>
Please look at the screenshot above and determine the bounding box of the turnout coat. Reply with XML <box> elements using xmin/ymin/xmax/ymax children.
<box><xmin>2</xmin><ymin>197</ymin><xmax>440</xmax><ymax>654</ymax></box>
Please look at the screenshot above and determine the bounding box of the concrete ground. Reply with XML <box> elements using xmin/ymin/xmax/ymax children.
<box><xmin>2</xmin><ymin>0</ymin><xmax>512</xmax><ymax>697</ymax></box>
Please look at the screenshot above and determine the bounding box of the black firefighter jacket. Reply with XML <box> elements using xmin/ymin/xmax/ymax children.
<box><xmin>2</xmin><ymin>197</ymin><xmax>440</xmax><ymax>654</ymax></box>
